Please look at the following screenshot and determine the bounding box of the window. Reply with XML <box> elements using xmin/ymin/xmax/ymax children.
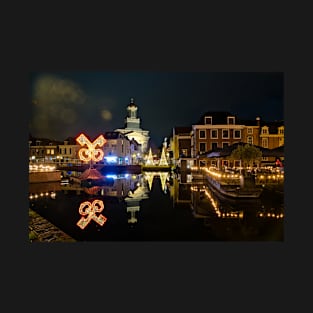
<box><xmin>247</xmin><ymin>128</ymin><xmax>253</xmax><ymax>134</ymax></box>
<box><xmin>222</xmin><ymin>142</ymin><xmax>228</xmax><ymax>148</ymax></box>
<box><xmin>46</xmin><ymin>149</ymin><xmax>50</xmax><ymax>154</ymax></box>
<box><xmin>247</xmin><ymin>136</ymin><xmax>253</xmax><ymax>145</ymax></box>
<box><xmin>211</xmin><ymin>129</ymin><xmax>218</xmax><ymax>139</ymax></box>
<box><xmin>205</xmin><ymin>116</ymin><xmax>212</xmax><ymax>124</ymax></box>
<box><xmin>181</xmin><ymin>149</ymin><xmax>187</xmax><ymax>157</ymax></box>
<box><xmin>279</xmin><ymin>127</ymin><xmax>284</xmax><ymax>134</ymax></box>
<box><xmin>262</xmin><ymin>127</ymin><xmax>268</xmax><ymax>134</ymax></box>
<box><xmin>222</xmin><ymin>129</ymin><xmax>229</xmax><ymax>139</ymax></box>
<box><xmin>234</xmin><ymin>130</ymin><xmax>241</xmax><ymax>139</ymax></box>
<box><xmin>211</xmin><ymin>142</ymin><xmax>218</xmax><ymax>150</ymax></box>
<box><xmin>262</xmin><ymin>138</ymin><xmax>268</xmax><ymax>148</ymax></box>
<box><xmin>228</xmin><ymin>117</ymin><xmax>235</xmax><ymax>124</ymax></box>
<box><xmin>199</xmin><ymin>130</ymin><xmax>206</xmax><ymax>139</ymax></box>
<box><xmin>262</xmin><ymin>157</ymin><xmax>268</xmax><ymax>161</ymax></box>
<box><xmin>199</xmin><ymin>142</ymin><xmax>206</xmax><ymax>152</ymax></box>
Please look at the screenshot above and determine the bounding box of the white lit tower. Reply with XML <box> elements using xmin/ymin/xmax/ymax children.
<box><xmin>115</xmin><ymin>98</ymin><xmax>150</xmax><ymax>153</ymax></box>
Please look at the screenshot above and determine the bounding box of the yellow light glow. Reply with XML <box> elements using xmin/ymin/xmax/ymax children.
<box><xmin>76</xmin><ymin>133</ymin><xmax>106</xmax><ymax>162</ymax></box>
<box><xmin>77</xmin><ymin>199</ymin><xmax>107</xmax><ymax>230</ymax></box>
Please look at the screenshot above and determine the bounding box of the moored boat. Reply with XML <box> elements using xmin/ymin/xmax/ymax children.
<box><xmin>204</xmin><ymin>168</ymin><xmax>263</xmax><ymax>199</ymax></box>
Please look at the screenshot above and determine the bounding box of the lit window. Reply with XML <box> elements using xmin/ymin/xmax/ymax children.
<box><xmin>247</xmin><ymin>136</ymin><xmax>253</xmax><ymax>145</ymax></box>
<box><xmin>262</xmin><ymin>127</ymin><xmax>268</xmax><ymax>134</ymax></box>
<box><xmin>262</xmin><ymin>138</ymin><xmax>268</xmax><ymax>148</ymax></box>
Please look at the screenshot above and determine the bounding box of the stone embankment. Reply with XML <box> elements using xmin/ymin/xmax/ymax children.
<box><xmin>29</xmin><ymin>209</ymin><xmax>75</xmax><ymax>242</ymax></box>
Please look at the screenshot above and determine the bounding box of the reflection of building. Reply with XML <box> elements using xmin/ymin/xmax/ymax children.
<box><xmin>99</xmin><ymin>174</ymin><xmax>140</xmax><ymax>198</ymax></box>
<box><xmin>115</xmin><ymin>98</ymin><xmax>150</xmax><ymax>154</ymax></box>
<box><xmin>125</xmin><ymin>176</ymin><xmax>149</xmax><ymax>224</ymax></box>
<box><xmin>170</xmin><ymin>177</ymin><xmax>192</xmax><ymax>206</ymax></box>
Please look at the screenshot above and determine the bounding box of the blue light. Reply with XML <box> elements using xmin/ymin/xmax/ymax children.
<box><xmin>104</xmin><ymin>156</ymin><xmax>118</xmax><ymax>163</ymax></box>
<box><xmin>105</xmin><ymin>174</ymin><xmax>117</xmax><ymax>179</ymax></box>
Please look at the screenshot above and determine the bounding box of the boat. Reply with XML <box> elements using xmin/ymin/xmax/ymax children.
<box><xmin>205</xmin><ymin>171</ymin><xmax>263</xmax><ymax>199</ymax></box>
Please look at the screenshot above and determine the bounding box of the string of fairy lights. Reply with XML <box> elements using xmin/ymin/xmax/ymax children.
<box><xmin>190</xmin><ymin>185</ymin><xmax>284</xmax><ymax>219</ymax></box>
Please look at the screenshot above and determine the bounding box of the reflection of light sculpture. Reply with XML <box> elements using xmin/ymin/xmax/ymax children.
<box><xmin>76</xmin><ymin>133</ymin><xmax>106</xmax><ymax>162</ymax></box>
<box><xmin>145</xmin><ymin>171</ymin><xmax>156</xmax><ymax>190</ymax></box>
<box><xmin>159</xmin><ymin>172</ymin><xmax>169</xmax><ymax>192</ymax></box>
<box><xmin>144</xmin><ymin>171</ymin><xmax>169</xmax><ymax>193</ymax></box>
<box><xmin>77</xmin><ymin>199</ymin><xmax>107</xmax><ymax>229</ymax></box>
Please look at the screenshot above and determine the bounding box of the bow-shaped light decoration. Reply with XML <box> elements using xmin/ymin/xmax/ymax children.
<box><xmin>77</xmin><ymin>199</ymin><xmax>107</xmax><ymax>229</ymax></box>
<box><xmin>76</xmin><ymin>133</ymin><xmax>106</xmax><ymax>162</ymax></box>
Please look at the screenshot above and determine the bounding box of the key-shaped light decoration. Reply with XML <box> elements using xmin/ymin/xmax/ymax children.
<box><xmin>77</xmin><ymin>199</ymin><xmax>107</xmax><ymax>229</ymax></box>
<box><xmin>76</xmin><ymin>133</ymin><xmax>106</xmax><ymax>162</ymax></box>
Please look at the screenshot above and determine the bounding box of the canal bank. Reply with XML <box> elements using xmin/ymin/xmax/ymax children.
<box><xmin>29</xmin><ymin>209</ymin><xmax>75</xmax><ymax>242</ymax></box>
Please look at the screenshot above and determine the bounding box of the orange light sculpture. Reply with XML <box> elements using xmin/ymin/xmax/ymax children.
<box><xmin>76</xmin><ymin>133</ymin><xmax>106</xmax><ymax>162</ymax></box>
<box><xmin>77</xmin><ymin>199</ymin><xmax>107</xmax><ymax>229</ymax></box>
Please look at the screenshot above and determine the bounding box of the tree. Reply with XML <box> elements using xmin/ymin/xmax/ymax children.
<box><xmin>229</xmin><ymin>144</ymin><xmax>262</xmax><ymax>174</ymax></box>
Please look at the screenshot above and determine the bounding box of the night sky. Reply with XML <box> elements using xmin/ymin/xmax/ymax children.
<box><xmin>29</xmin><ymin>72</ymin><xmax>284</xmax><ymax>147</ymax></box>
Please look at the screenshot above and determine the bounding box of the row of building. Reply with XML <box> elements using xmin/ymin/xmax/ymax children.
<box><xmin>29</xmin><ymin>98</ymin><xmax>284</xmax><ymax>168</ymax></box>
<box><xmin>170</xmin><ymin>111</ymin><xmax>284</xmax><ymax>169</ymax></box>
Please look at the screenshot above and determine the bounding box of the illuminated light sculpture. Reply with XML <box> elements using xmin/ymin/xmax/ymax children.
<box><xmin>145</xmin><ymin>148</ymin><xmax>154</xmax><ymax>165</ymax></box>
<box><xmin>76</xmin><ymin>133</ymin><xmax>106</xmax><ymax>163</ymax></box>
<box><xmin>159</xmin><ymin>146</ymin><xmax>168</xmax><ymax>166</ymax></box>
<box><xmin>77</xmin><ymin>199</ymin><xmax>107</xmax><ymax>230</ymax></box>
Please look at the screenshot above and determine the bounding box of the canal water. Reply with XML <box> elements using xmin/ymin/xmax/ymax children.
<box><xmin>29</xmin><ymin>171</ymin><xmax>284</xmax><ymax>241</ymax></box>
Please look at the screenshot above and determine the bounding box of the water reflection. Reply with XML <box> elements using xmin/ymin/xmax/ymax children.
<box><xmin>29</xmin><ymin>170</ymin><xmax>284</xmax><ymax>241</ymax></box>
<box><xmin>187</xmin><ymin>180</ymin><xmax>284</xmax><ymax>241</ymax></box>
<box><xmin>76</xmin><ymin>199</ymin><xmax>107</xmax><ymax>229</ymax></box>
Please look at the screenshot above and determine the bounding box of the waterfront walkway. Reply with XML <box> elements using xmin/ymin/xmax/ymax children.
<box><xmin>29</xmin><ymin>209</ymin><xmax>75</xmax><ymax>242</ymax></box>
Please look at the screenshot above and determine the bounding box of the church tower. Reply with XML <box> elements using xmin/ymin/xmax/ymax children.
<box><xmin>125</xmin><ymin>97</ymin><xmax>140</xmax><ymax>129</ymax></box>
<box><xmin>115</xmin><ymin>97</ymin><xmax>150</xmax><ymax>153</ymax></box>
